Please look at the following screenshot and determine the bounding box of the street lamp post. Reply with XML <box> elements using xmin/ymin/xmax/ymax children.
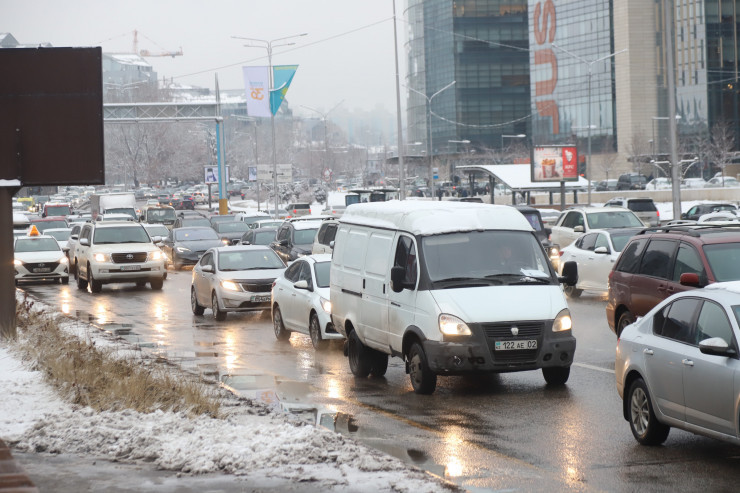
<box><xmin>301</xmin><ymin>100</ymin><xmax>344</xmax><ymax>186</ymax></box>
<box><xmin>407</xmin><ymin>81</ymin><xmax>456</xmax><ymax>199</ymax></box>
<box><xmin>551</xmin><ymin>44</ymin><xmax>627</xmax><ymax>205</ymax></box>
<box><xmin>232</xmin><ymin>33</ymin><xmax>308</xmax><ymax>218</ymax></box>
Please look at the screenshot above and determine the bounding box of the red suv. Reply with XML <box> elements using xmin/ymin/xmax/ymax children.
<box><xmin>606</xmin><ymin>225</ymin><xmax>740</xmax><ymax>336</ymax></box>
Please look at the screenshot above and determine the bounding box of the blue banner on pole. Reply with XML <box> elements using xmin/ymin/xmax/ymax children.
<box><xmin>270</xmin><ymin>65</ymin><xmax>298</xmax><ymax>115</ymax></box>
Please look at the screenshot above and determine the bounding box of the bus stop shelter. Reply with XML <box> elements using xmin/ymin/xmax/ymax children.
<box><xmin>456</xmin><ymin>164</ymin><xmax>589</xmax><ymax>207</ymax></box>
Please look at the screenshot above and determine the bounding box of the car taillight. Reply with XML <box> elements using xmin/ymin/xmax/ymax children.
<box><xmin>559</xmin><ymin>250</ymin><xmax>564</xmax><ymax>256</ymax></box>
<box><xmin>656</xmin><ymin>210</ymin><xmax>660</xmax><ymax>217</ymax></box>
<box><xmin>271</xmin><ymin>281</ymin><xmax>276</xmax><ymax>288</ymax></box>
<box><xmin>608</xmin><ymin>270</ymin><xmax>614</xmax><ymax>281</ymax></box>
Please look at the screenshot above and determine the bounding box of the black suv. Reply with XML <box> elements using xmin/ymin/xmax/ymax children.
<box><xmin>270</xmin><ymin>217</ymin><xmax>327</xmax><ymax>262</ymax></box>
<box><xmin>606</xmin><ymin>225</ymin><xmax>740</xmax><ymax>336</ymax></box>
<box><xmin>616</xmin><ymin>173</ymin><xmax>648</xmax><ymax>190</ymax></box>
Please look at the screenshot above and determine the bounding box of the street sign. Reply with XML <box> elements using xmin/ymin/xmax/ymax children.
<box><xmin>257</xmin><ymin>164</ymin><xmax>292</xmax><ymax>183</ymax></box>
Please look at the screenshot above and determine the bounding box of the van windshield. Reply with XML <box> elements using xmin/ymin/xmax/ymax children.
<box><xmin>422</xmin><ymin>231</ymin><xmax>555</xmax><ymax>287</ymax></box>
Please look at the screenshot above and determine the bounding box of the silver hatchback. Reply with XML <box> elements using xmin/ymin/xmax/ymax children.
<box><xmin>616</xmin><ymin>282</ymin><xmax>740</xmax><ymax>445</ymax></box>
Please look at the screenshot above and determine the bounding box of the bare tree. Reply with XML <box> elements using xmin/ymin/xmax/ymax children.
<box><xmin>627</xmin><ymin>130</ymin><xmax>655</xmax><ymax>177</ymax></box>
<box><xmin>707</xmin><ymin>121</ymin><xmax>736</xmax><ymax>185</ymax></box>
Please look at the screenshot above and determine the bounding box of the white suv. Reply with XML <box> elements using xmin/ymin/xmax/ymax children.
<box><xmin>549</xmin><ymin>206</ymin><xmax>644</xmax><ymax>249</ymax></box>
<box><xmin>73</xmin><ymin>221</ymin><xmax>167</xmax><ymax>293</ymax></box>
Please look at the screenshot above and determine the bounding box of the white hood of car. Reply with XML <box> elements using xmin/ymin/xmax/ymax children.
<box><xmin>430</xmin><ymin>285</ymin><xmax>565</xmax><ymax>324</ymax></box>
<box><xmin>16</xmin><ymin>251</ymin><xmax>65</xmax><ymax>263</ymax></box>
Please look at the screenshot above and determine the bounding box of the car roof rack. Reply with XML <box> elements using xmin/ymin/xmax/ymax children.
<box><xmin>637</xmin><ymin>223</ymin><xmax>740</xmax><ymax>237</ymax></box>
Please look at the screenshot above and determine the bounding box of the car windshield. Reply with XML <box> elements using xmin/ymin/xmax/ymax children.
<box><xmin>293</xmin><ymin>228</ymin><xmax>319</xmax><ymax>245</ymax></box>
<box><xmin>314</xmin><ymin>261</ymin><xmax>331</xmax><ymax>288</ymax></box>
<box><xmin>175</xmin><ymin>228</ymin><xmax>218</xmax><ymax>241</ymax></box>
<box><xmin>217</xmin><ymin>249</ymin><xmax>285</xmax><ymax>271</ymax></box>
<box><xmin>15</xmin><ymin>237</ymin><xmax>60</xmax><ymax>253</ymax></box>
<box><xmin>586</xmin><ymin>211</ymin><xmax>644</xmax><ymax>229</ymax></box>
<box><xmin>93</xmin><ymin>226</ymin><xmax>151</xmax><ymax>244</ymax></box>
<box><xmin>422</xmin><ymin>230</ymin><xmax>554</xmax><ymax>286</ymax></box>
<box><xmin>216</xmin><ymin>222</ymin><xmax>250</xmax><ymax>233</ymax></box>
<box><xmin>45</xmin><ymin>230</ymin><xmax>71</xmax><ymax>241</ymax></box>
<box><xmin>703</xmin><ymin>243</ymin><xmax>740</xmax><ymax>282</ymax></box>
<box><xmin>520</xmin><ymin>212</ymin><xmax>543</xmax><ymax>231</ymax></box>
<box><xmin>254</xmin><ymin>231</ymin><xmax>276</xmax><ymax>244</ymax></box>
<box><xmin>211</xmin><ymin>216</ymin><xmax>236</xmax><ymax>224</ymax></box>
<box><xmin>147</xmin><ymin>209</ymin><xmax>177</xmax><ymax>222</ymax></box>
<box><xmin>33</xmin><ymin>220</ymin><xmax>67</xmax><ymax>232</ymax></box>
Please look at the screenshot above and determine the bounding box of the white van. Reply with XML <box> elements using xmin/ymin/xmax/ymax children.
<box><xmin>330</xmin><ymin>201</ymin><xmax>578</xmax><ymax>394</ymax></box>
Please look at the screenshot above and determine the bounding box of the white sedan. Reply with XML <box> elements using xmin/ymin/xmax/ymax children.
<box><xmin>14</xmin><ymin>232</ymin><xmax>69</xmax><ymax>284</ymax></box>
<box><xmin>558</xmin><ymin>228</ymin><xmax>643</xmax><ymax>297</ymax></box>
<box><xmin>271</xmin><ymin>254</ymin><xmax>342</xmax><ymax>350</ymax></box>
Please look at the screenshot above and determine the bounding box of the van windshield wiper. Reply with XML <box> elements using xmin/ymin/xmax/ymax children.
<box><xmin>433</xmin><ymin>276</ymin><xmax>502</xmax><ymax>288</ymax></box>
<box><xmin>484</xmin><ymin>273</ymin><xmax>552</xmax><ymax>285</ymax></box>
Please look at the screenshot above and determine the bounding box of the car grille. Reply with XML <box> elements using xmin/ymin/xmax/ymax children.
<box><xmin>25</xmin><ymin>262</ymin><xmax>60</xmax><ymax>271</ymax></box>
<box><xmin>111</xmin><ymin>252</ymin><xmax>148</xmax><ymax>263</ymax></box>
<box><xmin>481</xmin><ymin>321</ymin><xmax>544</xmax><ymax>365</ymax></box>
<box><xmin>238</xmin><ymin>279</ymin><xmax>274</xmax><ymax>293</ymax></box>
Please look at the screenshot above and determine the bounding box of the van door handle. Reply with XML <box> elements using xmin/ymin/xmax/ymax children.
<box><xmin>363</xmin><ymin>279</ymin><xmax>366</xmax><ymax>289</ymax></box>
<box><xmin>682</xmin><ymin>358</ymin><xmax>694</xmax><ymax>367</ymax></box>
<box><xmin>391</xmin><ymin>301</ymin><xmax>401</xmax><ymax>307</ymax></box>
<box><xmin>643</xmin><ymin>348</ymin><xmax>654</xmax><ymax>356</ymax></box>
<box><xmin>383</xmin><ymin>284</ymin><xmax>385</xmax><ymax>294</ymax></box>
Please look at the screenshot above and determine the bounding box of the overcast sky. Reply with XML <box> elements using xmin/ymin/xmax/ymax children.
<box><xmin>4</xmin><ymin>0</ymin><xmax>405</xmax><ymax>115</ymax></box>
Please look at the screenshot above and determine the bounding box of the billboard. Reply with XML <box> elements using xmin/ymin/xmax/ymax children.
<box><xmin>204</xmin><ymin>165</ymin><xmax>229</xmax><ymax>184</ymax></box>
<box><xmin>531</xmin><ymin>146</ymin><xmax>578</xmax><ymax>182</ymax></box>
<box><xmin>256</xmin><ymin>164</ymin><xmax>292</xmax><ymax>183</ymax></box>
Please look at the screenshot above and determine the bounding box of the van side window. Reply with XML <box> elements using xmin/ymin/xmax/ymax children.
<box><xmin>394</xmin><ymin>236</ymin><xmax>417</xmax><ymax>287</ymax></box>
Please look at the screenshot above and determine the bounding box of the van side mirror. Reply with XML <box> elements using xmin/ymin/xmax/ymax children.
<box><xmin>559</xmin><ymin>261</ymin><xmax>578</xmax><ymax>286</ymax></box>
<box><xmin>79</xmin><ymin>238</ymin><xmax>89</xmax><ymax>246</ymax></box>
<box><xmin>390</xmin><ymin>266</ymin><xmax>406</xmax><ymax>293</ymax></box>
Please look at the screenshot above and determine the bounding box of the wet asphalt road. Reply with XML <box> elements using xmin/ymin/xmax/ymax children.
<box><xmin>21</xmin><ymin>271</ymin><xmax>740</xmax><ymax>492</ymax></box>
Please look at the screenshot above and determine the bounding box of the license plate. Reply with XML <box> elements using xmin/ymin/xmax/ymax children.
<box><xmin>251</xmin><ymin>295</ymin><xmax>271</xmax><ymax>303</ymax></box>
<box><xmin>495</xmin><ymin>340</ymin><xmax>537</xmax><ymax>351</ymax></box>
<box><xmin>33</xmin><ymin>267</ymin><xmax>51</xmax><ymax>273</ymax></box>
<box><xmin>120</xmin><ymin>265</ymin><xmax>141</xmax><ymax>271</ymax></box>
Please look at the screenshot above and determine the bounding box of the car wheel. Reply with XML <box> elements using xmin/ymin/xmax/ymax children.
<box><xmin>75</xmin><ymin>262</ymin><xmax>87</xmax><ymax>290</ymax></box>
<box><xmin>542</xmin><ymin>366</ymin><xmax>570</xmax><ymax>385</ymax></box>
<box><xmin>370</xmin><ymin>351</ymin><xmax>389</xmax><ymax>377</ymax></box>
<box><xmin>617</xmin><ymin>311</ymin><xmax>635</xmax><ymax>337</ymax></box>
<box><xmin>348</xmin><ymin>330</ymin><xmax>372</xmax><ymax>378</ymax></box>
<box><xmin>211</xmin><ymin>292</ymin><xmax>226</xmax><ymax>321</ymax></box>
<box><xmin>408</xmin><ymin>342</ymin><xmax>437</xmax><ymax>394</ymax></box>
<box><xmin>563</xmin><ymin>285</ymin><xmax>582</xmax><ymax>298</ymax></box>
<box><xmin>309</xmin><ymin>313</ymin><xmax>328</xmax><ymax>350</ymax></box>
<box><xmin>150</xmin><ymin>278</ymin><xmax>164</xmax><ymax>290</ymax></box>
<box><xmin>89</xmin><ymin>265</ymin><xmax>102</xmax><ymax>293</ymax></box>
<box><xmin>61</xmin><ymin>276</ymin><xmax>69</xmax><ymax>285</ymax></box>
<box><xmin>191</xmin><ymin>287</ymin><xmax>205</xmax><ymax>315</ymax></box>
<box><xmin>628</xmin><ymin>378</ymin><xmax>670</xmax><ymax>445</ymax></box>
<box><xmin>273</xmin><ymin>305</ymin><xmax>290</xmax><ymax>341</ymax></box>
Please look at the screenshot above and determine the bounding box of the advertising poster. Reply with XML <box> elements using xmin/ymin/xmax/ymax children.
<box><xmin>531</xmin><ymin>146</ymin><xmax>578</xmax><ymax>182</ymax></box>
<box><xmin>248</xmin><ymin>166</ymin><xmax>257</xmax><ymax>182</ymax></box>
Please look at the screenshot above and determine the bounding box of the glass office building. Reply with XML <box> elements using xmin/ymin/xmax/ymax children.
<box><xmin>405</xmin><ymin>0</ymin><xmax>531</xmax><ymax>154</ymax></box>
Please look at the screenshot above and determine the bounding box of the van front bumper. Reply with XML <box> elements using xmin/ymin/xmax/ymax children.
<box><xmin>422</xmin><ymin>323</ymin><xmax>576</xmax><ymax>374</ymax></box>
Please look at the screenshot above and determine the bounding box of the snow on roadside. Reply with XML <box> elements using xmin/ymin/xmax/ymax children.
<box><xmin>1</xmin><ymin>294</ymin><xmax>454</xmax><ymax>492</ymax></box>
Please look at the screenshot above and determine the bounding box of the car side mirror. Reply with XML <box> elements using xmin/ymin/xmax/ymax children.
<box><xmin>559</xmin><ymin>261</ymin><xmax>578</xmax><ymax>286</ymax></box>
<box><xmin>242</xmin><ymin>240</ymin><xmax>251</xmax><ymax>245</ymax></box>
<box><xmin>294</xmin><ymin>280</ymin><xmax>311</xmax><ymax>291</ymax></box>
<box><xmin>201</xmin><ymin>265</ymin><xmax>214</xmax><ymax>273</ymax></box>
<box><xmin>390</xmin><ymin>266</ymin><xmax>406</xmax><ymax>293</ymax></box>
<box><xmin>279</xmin><ymin>239</ymin><xmax>289</xmax><ymax>247</ymax></box>
<box><xmin>151</xmin><ymin>236</ymin><xmax>163</xmax><ymax>243</ymax></box>
<box><xmin>681</xmin><ymin>213</ymin><xmax>688</xmax><ymax>219</ymax></box>
<box><xmin>594</xmin><ymin>246</ymin><xmax>609</xmax><ymax>254</ymax></box>
<box><xmin>79</xmin><ymin>238</ymin><xmax>89</xmax><ymax>246</ymax></box>
<box><xmin>329</xmin><ymin>240</ymin><xmax>335</xmax><ymax>250</ymax></box>
<box><xmin>679</xmin><ymin>272</ymin><xmax>701</xmax><ymax>287</ymax></box>
<box><xmin>699</xmin><ymin>337</ymin><xmax>736</xmax><ymax>357</ymax></box>
<box><xmin>574</xmin><ymin>225</ymin><xmax>584</xmax><ymax>233</ymax></box>
<box><xmin>70</xmin><ymin>234</ymin><xmax>78</xmax><ymax>240</ymax></box>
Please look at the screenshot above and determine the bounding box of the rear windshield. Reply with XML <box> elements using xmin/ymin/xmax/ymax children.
<box><xmin>216</xmin><ymin>222</ymin><xmax>250</xmax><ymax>233</ymax></box>
<box><xmin>628</xmin><ymin>200</ymin><xmax>657</xmax><ymax>212</ymax></box>
<box><xmin>175</xmin><ymin>228</ymin><xmax>218</xmax><ymax>241</ymax></box>
<box><xmin>33</xmin><ymin>220</ymin><xmax>67</xmax><ymax>232</ymax></box>
<box><xmin>289</xmin><ymin>204</ymin><xmax>310</xmax><ymax>210</ymax></box>
<box><xmin>254</xmin><ymin>231</ymin><xmax>276</xmax><ymax>245</ymax></box>
<box><xmin>45</xmin><ymin>230</ymin><xmax>71</xmax><ymax>241</ymax></box>
<box><xmin>46</xmin><ymin>205</ymin><xmax>71</xmax><ymax>216</ymax></box>
<box><xmin>586</xmin><ymin>211</ymin><xmax>644</xmax><ymax>229</ymax></box>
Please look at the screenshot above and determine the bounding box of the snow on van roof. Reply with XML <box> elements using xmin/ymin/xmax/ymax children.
<box><xmin>339</xmin><ymin>200</ymin><xmax>532</xmax><ymax>235</ymax></box>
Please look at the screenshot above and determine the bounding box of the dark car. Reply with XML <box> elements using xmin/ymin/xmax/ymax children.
<box><xmin>213</xmin><ymin>221</ymin><xmax>251</xmax><ymax>245</ymax></box>
<box><xmin>175</xmin><ymin>198</ymin><xmax>195</xmax><ymax>210</ymax></box>
<box><xmin>681</xmin><ymin>203</ymin><xmax>738</xmax><ymax>221</ymax></box>
<box><xmin>270</xmin><ymin>218</ymin><xmax>324</xmax><ymax>263</ymax></box>
<box><xmin>616</xmin><ymin>173</ymin><xmax>648</xmax><ymax>190</ymax></box>
<box><xmin>606</xmin><ymin>224</ymin><xmax>740</xmax><ymax>336</ymax></box>
<box><xmin>241</xmin><ymin>227</ymin><xmax>278</xmax><ymax>246</ymax></box>
<box><xmin>161</xmin><ymin>227</ymin><xmax>224</xmax><ymax>270</ymax></box>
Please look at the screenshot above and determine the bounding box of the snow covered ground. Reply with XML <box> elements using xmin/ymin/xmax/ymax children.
<box><xmin>0</xmin><ymin>294</ymin><xmax>454</xmax><ymax>492</ymax></box>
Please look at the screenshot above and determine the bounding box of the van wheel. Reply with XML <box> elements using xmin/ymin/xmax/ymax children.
<box><xmin>408</xmin><ymin>343</ymin><xmax>437</xmax><ymax>394</ymax></box>
<box><xmin>628</xmin><ymin>378</ymin><xmax>670</xmax><ymax>445</ymax></box>
<box><xmin>564</xmin><ymin>285</ymin><xmax>582</xmax><ymax>298</ymax></box>
<box><xmin>617</xmin><ymin>311</ymin><xmax>635</xmax><ymax>337</ymax></box>
<box><xmin>370</xmin><ymin>352</ymin><xmax>388</xmax><ymax>377</ymax></box>
<box><xmin>542</xmin><ymin>366</ymin><xmax>570</xmax><ymax>385</ymax></box>
<box><xmin>309</xmin><ymin>314</ymin><xmax>327</xmax><ymax>350</ymax></box>
<box><xmin>273</xmin><ymin>306</ymin><xmax>290</xmax><ymax>340</ymax></box>
<box><xmin>348</xmin><ymin>331</ymin><xmax>372</xmax><ymax>378</ymax></box>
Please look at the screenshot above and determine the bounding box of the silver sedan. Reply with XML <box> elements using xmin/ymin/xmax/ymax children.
<box><xmin>616</xmin><ymin>282</ymin><xmax>740</xmax><ymax>446</ymax></box>
<box><xmin>191</xmin><ymin>245</ymin><xmax>286</xmax><ymax>321</ymax></box>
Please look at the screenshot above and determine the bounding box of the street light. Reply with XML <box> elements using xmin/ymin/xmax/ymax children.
<box><xmin>301</xmin><ymin>100</ymin><xmax>344</xmax><ymax>184</ymax></box>
<box><xmin>232</xmin><ymin>32</ymin><xmax>308</xmax><ymax>219</ymax></box>
<box><xmin>407</xmin><ymin>80</ymin><xmax>456</xmax><ymax>198</ymax></box>
<box><xmin>552</xmin><ymin>43</ymin><xmax>627</xmax><ymax>205</ymax></box>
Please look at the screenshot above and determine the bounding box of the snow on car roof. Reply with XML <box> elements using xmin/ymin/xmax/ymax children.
<box><xmin>704</xmin><ymin>281</ymin><xmax>740</xmax><ymax>295</ymax></box>
<box><xmin>339</xmin><ymin>200</ymin><xmax>532</xmax><ymax>235</ymax></box>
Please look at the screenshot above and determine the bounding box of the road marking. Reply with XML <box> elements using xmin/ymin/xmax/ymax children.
<box><xmin>574</xmin><ymin>362</ymin><xmax>615</xmax><ymax>374</ymax></box>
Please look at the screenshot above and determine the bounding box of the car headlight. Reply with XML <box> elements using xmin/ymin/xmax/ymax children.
<box><xmin>148</xmin><ymin>250</ymin><xmax>164</xmax><ymax>261</ymax></box>
<box><xmin>549</xmin><ymin>246</ymin><xmax>559</xmax><ymax>257</ymax></box>
<box><xmin>320</xmin><ymin>297</ymin><xmax>332</xmax><ymax>313</ymax></box>
<box><xmin>94</xmin><ymin>252</ymin><xmax>110</xmax><ymax>262</ymax></box>
<box><xmin>221</xmin><ymin>280</ymin><xmax>241</xmax><ymax>292</ymax></box>
<box><xmin>553</xmin><ymin>308</ymin><xmax>572</xmax><ymax>332</ymax></box>
<box><xmin>59</xmin><ymin>256</ymin><xmax>69</xmax><ymax>264</ymax></box>
<box><xmin>439</xmin><ymin>314</ymin><xmax>472</xmax><ymax>336</ymax></box>
<box><xmin>13</xmin><ymin>259</ymin><xmax>23</xmax><ymax>266</ymax></box>
<box><xmin>221</xmin><ymin>238</ymin><xmax>231</xmax><ymax>246</ymax></box>
<box><xmin>176</xmin><ymin>246</ymin><xmax>191</xmax><ymax>253</ymax></box>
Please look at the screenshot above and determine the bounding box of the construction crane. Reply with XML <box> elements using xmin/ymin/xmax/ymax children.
<box><xmin>133</xmin><ymin>30</ymin><xmax>183</xmax><ymax>58</ymax></box>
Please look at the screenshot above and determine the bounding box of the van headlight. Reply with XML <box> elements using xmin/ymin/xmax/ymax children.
<box><xmin>439</xmin><ymin>314</ymin><xmax>472</xmax><ymax>336</ymax></box>
<box><xmin>553</xmin><ymin>309</ymin><xmax>572</xmax><ymax>332</ymax></box>
<box><xmin>320</xmin><ymin>297</ymin><xmax>332</xmax><ymax>313</ymax></box>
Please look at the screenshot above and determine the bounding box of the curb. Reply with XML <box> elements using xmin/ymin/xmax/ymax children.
<box><xmin>0</xmin><ymin>440</ymin><xmax>38</xmax><ymax>493</ymax></box>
